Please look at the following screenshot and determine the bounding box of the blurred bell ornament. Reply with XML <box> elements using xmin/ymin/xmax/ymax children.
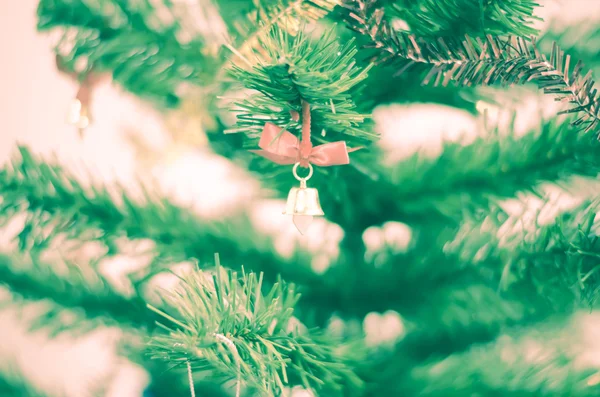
<box><xmin>55</xmin><ymin>54</ymin><xmax>104</xmax><ymax>137</ymax></box>
<box><xmin>67</xmin><ymin>94</ymin><xmax>91</xmax><ymax>137</ymax></box>
<box><xmin>284</xmin><ymin>163</ymin><xmax>324</xmax><ymax>234</ymax></box>
<box><xmin>66</xmin><ymin>76</ymin><xmax>96</xmax><ymax>137</ymax></box>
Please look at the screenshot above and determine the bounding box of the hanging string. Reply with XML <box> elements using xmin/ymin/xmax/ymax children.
<box><xmin>298</xmin><ymin>100</ymin><xmax>313</xmax><ymax>168</ymax></box>
<box><xmin>215</xmin><ymin>333</ymin><xmax>242</xmax><ymax>397</ymax></box>
<box><xmin>186</xmin><ymin>360</ymin><xmax>196</xmax><ymax>397</ymax></box>
<box><xmin>287</xmin><ymin>100</ymin><xmax>313</xmax><ymax>167</ymax></box>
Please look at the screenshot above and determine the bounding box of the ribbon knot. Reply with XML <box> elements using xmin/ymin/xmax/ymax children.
<box><xmin>252</xmin><ymin>100</ymin><xmax>360</xmax><ymax>167</ymax></box>
<box><xmin>251</xmin><ymin>122</ymin><xmax>358</xmax><ymax>167</ymax></box>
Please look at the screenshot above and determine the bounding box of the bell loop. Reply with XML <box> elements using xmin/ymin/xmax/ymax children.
<box><xmin>292</xmin><ymin>162</ymin><xmax>313</xmax><ymax>182</ymax></box>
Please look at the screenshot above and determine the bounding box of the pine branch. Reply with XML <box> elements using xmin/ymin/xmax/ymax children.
<box><xmin>3</xmin><ymin>117</ymin><xmax>598</xmax><ymax>326</ymax></box>
<box><xmin>521</xmin><ymin>204</ymin><xmax>600</xmax><ymax>308</ymax></box>
<box><xmin>0</xmin><ymin>216</ymin><xmax>229</xmax><ymax>395</ymax></box>
<box><xmin>4</xmin><ymin>136</ymin><xmax>596</xmax><ymax>330</ymax></box>
<box><xmin>37</xmin><ymin>0</ymin><xmax>219</xmax><ymax>105</ymax></box>
<box><xmin>0</xmin><ymin>282</ymin><xmax>200</xmax><ymax>397</ymax></box>
<box><xmin>0</xmin><ymin>269</ymin><xmax>221</xmax><ymax>397</ymax></box>
<box><xmin>0</xmin><ymin>147</ymin><xmax>313</xmax><ymax>285</ymax></box>
<box><xmin>449</xmin><ymin>199</ymin><xmax>600</xmax><ymax>310</ymax></box>
<box><xmin>37</xmin><ymin>0</ymin><xmax>340</xmax><ymax>105</ymax></box>
<box><xmin>0</xmin><ymin>250</ymin><xmax>217</xmax><ymax>396</ymax></box>
<box><xmin>363</xmin><ymin>202</ymin><xmax>600</xmax><ymax>378</ymax></box>
<box><xmin>0</xmin><ymin>164</ymin><xmax>165</xmax><ymax>332</ymax></box>
<box><xmin>502</xmin><ymin>202</ymin><xmax>600</xmax><ymax>308</ymax></box>
<box><xmin>224</xmin><ymin>0</ymin><xmax>340</xmax><ymax>62</ymax></box>
<box><xmin>228</xmin><ymin>26</ymin><xmax>375</xmax><ymax>147</ymax></box>
<box><xmin>398</xmin><ymin>282</ymin><xmax>532</xmax><ymax>356</ymax></box>
<box><xmin>312</xmin><ymin>116</ymin><xmax>600</xmax><ymax>229</ymax></box>
<box><xmin>388</xmin><ymin>0</ymin><xmax>541</xmax><ymax>38</ymax></box>
<box><xmin>314</xmin><ymin>207</ymin><xmax>599</xmax><ymax>395</ymax></box>
<box><xmin>359</xmin><ymin>283</ymin><xmax>560</xmax><ymax>397</ymax></box>
<box><xmin>1</xmin><ymin>147</ymin><xmax>361</xmax><ymax>324</ymax></box>
<box><xmin>386</xmin><ymin>118</ymin><xmax>600</xmax><ymax>216</ymax></box>
<box><xmin>0</xmin><ymin>147</ymin><xmax>360</xmax><ymax>320</ymax></box>
<box><xmin>214</xmin><ymin>115</ymin><xmax>600</xmax><ymax>319</ymax></box>
<box><xmin>0</xmin><ymin>253</ymin><xmax>157</xmax><ymax>333</ymax></box>
<box><xmin>539</xmin><ymin>22</ymin><xmax>600</xmax><ymax>77</ymax></box>
<box><xmin>306</xmin><ymin>169</ymin><xmax>600</xmax><ymax>324</ymax></box>
<box><xmin>343</xmin><ymin>0</ymin><xmax>600</xmax><ymax>133</ymax></box>
<box><xmin>406</xmin><ymin>317</ymin><xmax>600</xmax><ymax>397</ymax></box>
<box><xmin>147</xmin><ymin>262</ymin><xmax>365</xmax><ymax>396</ymax></box>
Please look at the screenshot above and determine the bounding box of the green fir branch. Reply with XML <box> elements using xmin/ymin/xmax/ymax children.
<box><xmin>407</xmin><ymin>317</ymin><xmax>600</xmax><ymax>397</ymax></box>
<box><xmin>450</xmin><ymin>200</ymin><xmax>600</xmax><ymax>309</ymax></box>
<box><xmin>147</xmin><ymin>260</ymin><xmax>365</xmax><ymax>396</ymax></box>
<box><xmin>37</xmin><ymin>0</ymin><xmax>341</xmax><ymax>105</ymax></box>
<box><xmin>2</xmin><ymin>118</ymin><xmax>599</xmax><ymax>325</ymax></box>
<box><xmin>314</xmin><ymin>116</ymin><xmax>600</xmax><ymax>229</ymax></box>
<box><xmin>228</xmin><ymin>26</ymin><xmax>375</xmax><ymax>146</ymax></box>
<box><xmin>2</xmin><ymin>135</ymin><xmax>597</xmax><ymax>328</ymax></box>
<box><xmin>301</xmin><ymin>120</ymin><xmax>600</xmax><ymax>319</ymax></box>
<box><xmin>344</xmin><ymin>0</ymin><xmax>600</xmax><ymax>133</ymax></box>
<box><xmin>0</xmin><ymin>253</ymin><xmax>157</xmax><ymax>333</ymax></box>
<box><xmin>388</xmin><ymin>0</ymin><xmax>541</xmax><ymax>38</ymax></box>
<box><xmin>0</xmin><ymin>269</ymin><xmax>212</xmax><ymax>397</ymax></box>
<box><xmin>385</xmin><ymin>118</ymin><xmax>600</xmax><ymax>217</ymax></box>
<box><xmin>362</xmin><ymin>237</ymin><xmax>600</xmax><ymax>396</ymax></box>
<box><xmin>37</xmin><ymin>0</ymin><xmax>219</xmax><ymax>105</ymax></box>
<box><xmin>224</xmin><ymin>0</ymin><xmax>340</xmax><ymax>61</ymax></box>
<box><xmin>360</xmin><ymin>283</ymin><xmax>556</xmax><ymax>397</ymax></box>
<box><xmin>0</xmin><ymin>147</ymin><xmax>309</xmax><ymax>284</ymax></box>
<box><xmin>539</xmin><ymin>22</ymin><xmax>600</xmax><ymax>77</ymax></box>
<box><xmin>522</xmin><ymin>205</ymin><xmax>600</xmax><ymax>308</ymax></box>
<box><xmin>0</xmin><ymin>147</ymin><xmax>348</xmax><ymax>319</ymax></box>
<box><xmin>503</xmin><ymin>201</ymin><xmax>600</xmax><ymax>309</ymax></box>
<box><xmin>0</xmin><ymin>147</ymin><xmax>337</xmax><ymax>321</ymax></box>
<box><xmin>0</xmin><ymin>194</ymin><xmax>160</xmax><ymax>333</ymax></box>
<box><xmin>0</xmin><ymin>210</ymin><xmax>231</xmax><ymax>394</ymax></box>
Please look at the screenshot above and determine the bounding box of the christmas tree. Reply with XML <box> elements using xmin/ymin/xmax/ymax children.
<box><xmin>2</xmin><ymin>0</ymin><xmax>600</xmax><ymax>396</ymax></box>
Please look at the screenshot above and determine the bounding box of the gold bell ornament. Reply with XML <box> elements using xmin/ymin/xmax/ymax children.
<box><xmin>251</xmin><ymin>100</ymin><xmax>360</xmax><ymax>234</ymax></box>
<box><xmin>284</xmin><ymin>163</ymin><xmax>324</xmax><ymax>234</ymax></box>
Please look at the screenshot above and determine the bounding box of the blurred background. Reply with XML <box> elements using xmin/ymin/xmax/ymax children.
<box><xmin>2</xmin><ymin>0</ymin><xmax>600</xmax><ymax>396</ymax></box>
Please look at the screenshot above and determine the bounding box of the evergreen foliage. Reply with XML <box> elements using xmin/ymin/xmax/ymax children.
<box><xmin>387</xmin><ymin>0</ymin><xmax>540</xmax><ymax>38</ymax></box>
<box><xmin>344</xmin><ymin>0</ymin><xmax>600</xmax><ymax>133</ymax></box>
<box><xmin>228</xmin><ymin>27</ymin><xmax>375</xmax><ymax>145</ymax></box>
<box><xmin>2</xmin><ymin>0</ymin><xmax>600</xmax><ymax>396</ymax></box>
<box><xmin>148</xmin><ymin>259</ymin><xmax>364</xmax><ymax>396</ymax></box>
<box><xmin>36</xmin><ymin>0</ymin><xmax>341</xmax><ymax>105</ymax></box>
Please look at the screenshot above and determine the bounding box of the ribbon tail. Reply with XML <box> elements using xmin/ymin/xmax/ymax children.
<box><xmin>309</xmin><ymin>141</ymin><xmax>358</xmax><ymax>166</ymax></box>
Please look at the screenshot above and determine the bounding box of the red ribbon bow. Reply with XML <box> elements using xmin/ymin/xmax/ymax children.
<box><xmin>251</xmin><ymin>101</ymin><xmax>359</xmax><ymax>167</ymax></box>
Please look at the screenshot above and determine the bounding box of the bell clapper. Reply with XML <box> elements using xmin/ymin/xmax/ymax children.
<box><xmin>284</xmin><ymin>162</ymin><xmax>324</xmax><ymax>235</ymax></box>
